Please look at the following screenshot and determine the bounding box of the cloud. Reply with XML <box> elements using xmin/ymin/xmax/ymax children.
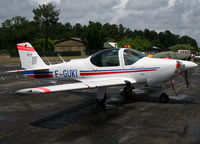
<box><xmin>110</xmin><ymin>0</ymin><xmax>130</xmax><ymax>24</ymax></box>
<box><xmin>0</xmin><ymin>0</ymin><xmax>200</xmax><ymax>46</ymax></box>
<box><xmin>112</xmin><ymin>0</ymin><xmax>129</xmax><ymax>9</ymax></box>
<box><xmin>109</xmin><ymin>0</ymin><xmax>200</xmax><ymax>45</ymax></box>
<box><xmin>58</xmin><ymin>0</ymin><xmax>118</xmax><ymax>24</ymax></box>
<box><xmin>32</xmin><ymin>0</ymin><xmax>61</xmax><ymax>5</ymax></box>
<box><xmin>0</xmin><ymin>0</ymin><xmax>34</xmax><ymax>21</ymax></box>
<box><xmin>168</xmin><ymin>0</ymin><xmax>176</xmax><ymax>8</ymax></box>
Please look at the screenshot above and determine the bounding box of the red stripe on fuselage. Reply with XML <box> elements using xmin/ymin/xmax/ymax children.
<box><xmin>27</xmin><ymin>74</ymin><xmax>53</xmax><ymax>78</ymax></box>
<box><xmin>80</xmin><ymin>69</ymin><xmax>156</xmax><ymax>76</ymax></box>
<box><xmin>34</xmin><ymin>87</ymin><xmax>51</xmax><ymax>93</ymax></box>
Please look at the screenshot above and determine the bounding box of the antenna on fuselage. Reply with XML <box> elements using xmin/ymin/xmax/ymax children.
<box><xmin>57</xmin><ymin>53</ymin><xmax>65</xmax><ymax>63</ymax></box>
<box><xmin>44</xmin><ymin>55</ymin><xmax>52</xmax><ymax>65</ymax></box>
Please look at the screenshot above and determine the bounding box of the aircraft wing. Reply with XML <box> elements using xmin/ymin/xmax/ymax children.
<box><xmin>15</xmin><ymin>78</ymin><xmax>136</xmax><ymax>94</ymax></box>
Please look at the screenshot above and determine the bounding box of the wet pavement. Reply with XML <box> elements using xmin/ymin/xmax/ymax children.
<box><xmin>0</xmin><ymin>63</ymin><xmax>200</xmax><ymax>144</ymax></box>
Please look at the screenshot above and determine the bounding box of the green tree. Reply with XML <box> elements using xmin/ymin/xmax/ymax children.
<box><xmin>49</xmin><ymin>22</ymin><xmax>65</xmax><ymax>40</ymax></box>
<box><xmin>1</xmin><ymin>18</ymin><xmax>199</xmax><ymax>56</ymax></box>
<box><xmin>31</xmin><ymin>38</ymin><xmax>58</xmax><ymax>56</ymax></box>
<box><xmin>32</xmin><ymin>3</ymin><xmax>60</xmax><ymax>50</ymax></box>
<box><xmin>84</xmin><ymin>21</ymin><xmax>105</xmax><ymax>54</ymax></box>
<box><xmin>124</xmin><ymin>28</ymin><xmax>134</xmax><ymax>39</ymax></box>
<box><xmin>157</xmin><ymin>30</ymin><xmax>180</xmax><ymax>50</ymax></box>
<box><xmin>144</xmin><ymin>29</ymin><xmax>151</xmax><ymax>39</ymax></box>
<box><xmin>117</xmin><ymin>37</ymin><xmax>134</xmax><ymax>48</ymax></box>
<box><xmin>0</xmin><ymin>16</ymin><xmax>37</xmax><ymax>56</ymax></box>
<box><xmin>72</xmin><ymin>23</ymin><xmax>84</xmax><ymax>38</ymax></box>
<box><xmin>118</xmin><ymin>24</ymin><xmax>125</xmax><ymax>39</ymax></box>
<box><xmin>118</xmin><ymin>36</ymin><xmax>152</xmax><ymax>51</ymax></box>
<box><xmin>179</xmin><ymin>36</ymin><xmax>198</xmax><ymax>50</ymax></box>
<box><xmin>102</xmin><ymin>23</ymin><xmax>119</xmax><ymax>41</ymax></box>
<box><xmin>132</xmin><ymin>36</ymin><xmax>152</xmax><ymax>51</ymax></box>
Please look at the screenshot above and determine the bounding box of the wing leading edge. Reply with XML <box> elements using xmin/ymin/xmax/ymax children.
<box><xmin>16</xmin><ymin>78</ymin><xmax>136</xmax><ymax>94</ymax></box>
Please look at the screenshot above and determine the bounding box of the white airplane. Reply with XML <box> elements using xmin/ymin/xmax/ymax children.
<box><xmin>5</xmin><ymin>42</ymin><xmax>198</xmax><ymax>106</ymax></box>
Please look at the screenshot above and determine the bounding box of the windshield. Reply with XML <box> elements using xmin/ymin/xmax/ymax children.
<box><xmin>123</xmin><ymin>49</ymin><xmax>145</xmax><ymax>65</ymax></box>
<box><xmin>90</xmin><ymin>49</ymin><xmax>120</xmax><ymax>67</ymax></box>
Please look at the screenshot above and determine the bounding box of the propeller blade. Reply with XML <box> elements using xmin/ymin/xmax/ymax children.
<box><xmin>184</xmin><ymin>71</ymin><xmax>191</xmax><ymax>88</ymax></box>
<box><xmin>181</xmin><ymin>71</ymin><xmax>192</xmax><ymax>88</ymax></box>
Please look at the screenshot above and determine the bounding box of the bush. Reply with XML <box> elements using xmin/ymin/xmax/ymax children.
<box><xmin>0</xmin><ymin>49</ymin><xmax>10</xmax><ymax>54</ymax></box>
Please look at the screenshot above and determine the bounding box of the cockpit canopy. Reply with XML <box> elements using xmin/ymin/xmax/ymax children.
<box><xmin>90</xmin><ymin>49</ymin><xmax>120</xmax><ymax>67</ymax></box>
<box><xmin>123</xmin><ymin>49</ymin><xmax>145</xmax><ymax>65</ymax></box>
<box><xmin>90</xmin><ymin>48</ymin><xmax>145</xmax><ymax>67</ymax></box>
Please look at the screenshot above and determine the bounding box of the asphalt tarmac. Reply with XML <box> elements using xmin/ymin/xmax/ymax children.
<box><xmin>0</xmin><ymin>63</ymin><xmax>200</xmax><ymax>144</ymax></box>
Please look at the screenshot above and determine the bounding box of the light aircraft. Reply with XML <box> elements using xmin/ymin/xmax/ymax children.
<box><xmin>5</xmin><ymin>42</ymin><xmax>198</xmax><ymax>106</ymax></box>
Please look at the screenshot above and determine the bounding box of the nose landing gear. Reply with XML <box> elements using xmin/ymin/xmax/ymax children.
<box><xmin>159</xmin><ymin>83</ymin><xmax>169</xmax><ymax>103</ymax></box>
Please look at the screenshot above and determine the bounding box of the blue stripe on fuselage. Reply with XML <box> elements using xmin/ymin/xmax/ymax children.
<box><xmin>24</xmin><ymin>71</ymin><xmax>53</xmax><ymax>75</ymax></box>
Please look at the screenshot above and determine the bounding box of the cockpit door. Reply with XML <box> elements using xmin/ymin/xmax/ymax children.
<box><xmin>121</xmin><ymin>48</ymin><xmax>147</xmax><ymax>83</ymax></box>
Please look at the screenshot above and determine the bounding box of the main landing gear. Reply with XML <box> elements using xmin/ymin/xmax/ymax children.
<box><xmin>96</xmin><ymin>82</ymin><xmax>170</xmax><ymax>109</ymax></box>
<box><xmin>96</xmin><ymin>81</ymin><xmax>135</xmax><ymax>110</ymax></box>
<box><xmin>96</xmin><ymin>94</ymin><xmax>107</xmax><ymax>107</ymax></box>
<box><xmin>96</xmin><ymin>87</ymin><xmax>107</xmax><ymax>109</ymax></box>
<box><xmin>159</xmin><ymin>83</ymin><xmax>169</xmax><ymax>103</ymax></box>
<box><xmin>120</xmin><ymin>80</ymin><xmax>135</xmax><ymax>98</ymax></box>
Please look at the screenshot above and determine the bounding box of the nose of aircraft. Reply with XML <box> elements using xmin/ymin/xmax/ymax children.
<box><xmin>182</xmin><ymin>61</ymin><xmax>198</xmax><ymax>71</ymax></box>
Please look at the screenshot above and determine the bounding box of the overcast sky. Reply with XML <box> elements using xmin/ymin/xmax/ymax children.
<box><xmin>0</xmin><ymin>0</ymin><xmax>200</xmax><ymax>46</ymax></box>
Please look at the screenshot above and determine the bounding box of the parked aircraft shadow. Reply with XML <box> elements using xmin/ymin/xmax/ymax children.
<box><xmin>31</xmin><ymin>99</ymin><xmax>97</xmax><ymax>129</ymax></box>
<box><xmin>31</xmin><ymin>89</ymin><xmax>198</xmax><ymax>130</ymax></box>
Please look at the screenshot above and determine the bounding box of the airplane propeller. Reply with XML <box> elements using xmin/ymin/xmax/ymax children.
<box><xmin>176</xmin><ymin>60</ymin><xmax>192</xmax><ymax>88</ymax></box>
<box><xmin>171</xmin><ymin>60</ymin><xmax>194</xmax><ymax>96</ymax></box>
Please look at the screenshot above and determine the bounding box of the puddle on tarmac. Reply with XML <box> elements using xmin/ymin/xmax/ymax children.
<box><xmin>170</xmin><ymin>94</ymin><xmax>188</xmax><ymax>100</ymax></box>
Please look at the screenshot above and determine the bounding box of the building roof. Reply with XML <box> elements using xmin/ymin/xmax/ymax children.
<box><xmin>54</xmin><ymin>38</ymin><xmax>83</xmax><ymax>45</ymax></box>
<box><xmin>103</xmin><ymin>42</ymin><xmax>118</xmax><ymax>48</ymax></box>
<box><xmin>152</xmin><ymin>46</ymin><xmax>160</xmax><ymax>49</ymax></box>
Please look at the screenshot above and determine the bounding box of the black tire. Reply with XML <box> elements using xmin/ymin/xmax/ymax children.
<box><xmin>120</xmin><ymin>90</ymin><xmax>125</xmax><ymax>96</ymax></box>
<box><xmin>159</xmin><ymin>93</ymin><xmax>169</xmax><ymax>103</ymax></box>
<box><xmin>120</xmin><ymin>89</ymin><xmax>136</xmax><ymax>96</ymax></box>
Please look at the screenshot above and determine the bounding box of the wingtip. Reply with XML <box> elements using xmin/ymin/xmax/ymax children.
<box><xmin>15</xmin><ymin>88</ymin><xmax>47</xmax><ymax>94</ymax></box>
<box><xmin>15</xmin><ymin>89</ymin><xmax>33</xmax><ymax>95</ymax></box>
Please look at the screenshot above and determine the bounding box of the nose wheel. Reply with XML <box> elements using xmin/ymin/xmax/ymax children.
<box><xmin>159</xmin><ymin>83</ymin><xmax>169</xmax><ymax>103</ymax></box>
<box><xmin>159</xmin><ymin>93</ymin><xmax>169</xmax><ymax>103</ymax></box>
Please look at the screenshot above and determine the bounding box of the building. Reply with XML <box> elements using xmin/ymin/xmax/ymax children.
<box><xmin>54</xmin><ymin>38</ymin><xmax>85</xmax><ymax>56</ymax></box>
